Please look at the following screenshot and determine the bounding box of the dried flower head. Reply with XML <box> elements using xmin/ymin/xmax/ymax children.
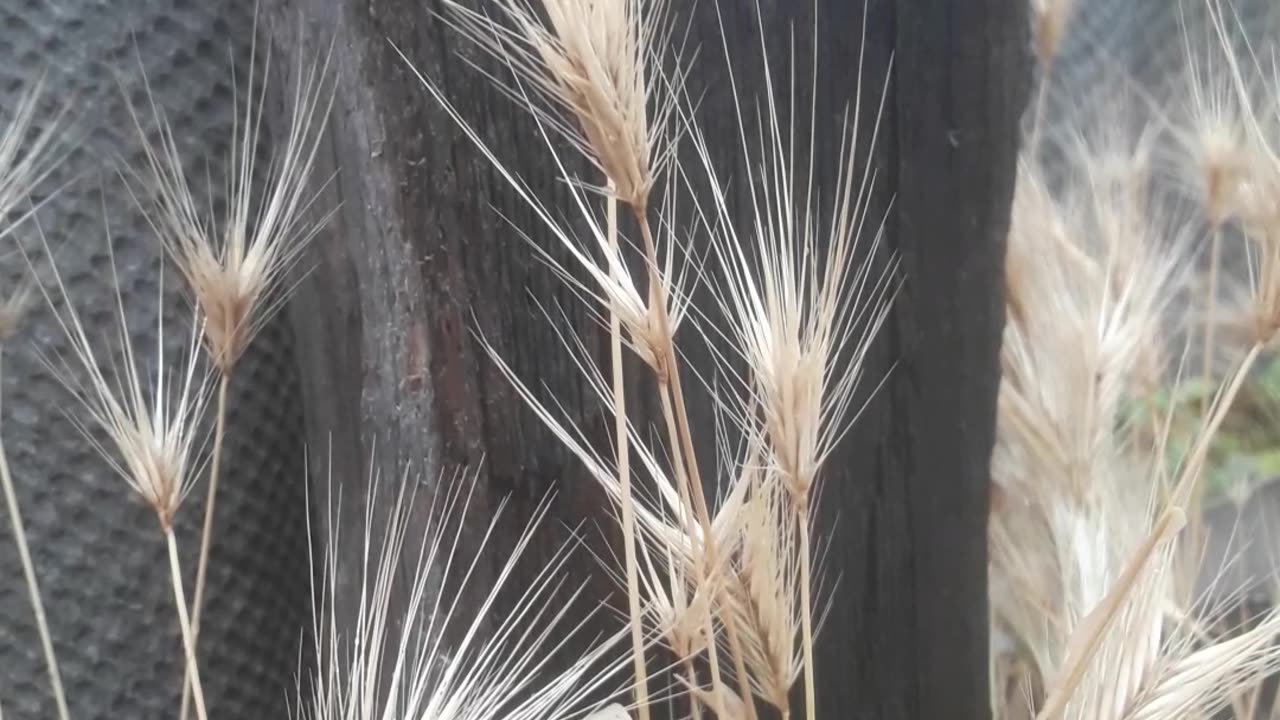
<box><xmin>126</xmin><ymin>36</ymin><xmax>335</xmax><ymax>374</ymax></box>
<box><xmin>442</xmin><ymin>0</ymin><xmax>684</xmax><ymax>210</ymax></box>
<box><xmin>686</xmin><ymin>12</ymin><xmax>897</xmax><ymax>508</ymax></box>
<box><xmin>28</xmin><ymin>218</ymin><xmax>213</xmax><ymax>531</ymax></box>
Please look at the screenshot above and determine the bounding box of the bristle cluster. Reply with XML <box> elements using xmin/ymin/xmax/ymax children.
<box><xmin>295</xmin><ymin>466</ymin><xmax>628</xmax><ymax>720</ymax></box>
<box><xmin>126</xmin><ymin>38</ymin><xmax>335</xmax><ymax>374</ymax></box>
<box><xmin>29</xmin><ymin>224</ymin><xmax>214</xmax><ymax>530</ymax></box>
<box><xmin>442</xmin><ymin>0</ymin><xmax>682</xmax><ymax>210</ymax></box>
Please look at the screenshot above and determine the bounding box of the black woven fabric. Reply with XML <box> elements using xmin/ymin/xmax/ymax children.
<box><xmin>0</xmin><ymin>2</ymin><xmax>311</xmax><ymax>719</ymax></box>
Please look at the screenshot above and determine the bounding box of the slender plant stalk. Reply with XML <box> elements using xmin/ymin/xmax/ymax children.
<box><xmin>655</xmin><ymin>388</ymin><xmax>726</xmax><ymax>705</ymax></box>
<box><xmin>165</xmin><ymin>528</ymin><xmax>208</xmax><ymax>720</ymax></box>
<box><xmin>683</xmin><ymin>656</ymin><xmax>705</xmax><ymax>720</ymax></box>
<box><xmin>634</xmin><ymin>208</ymin><xmax>756</xmax><ymax>717</ymax></box>
<box><xmin>1178</xmin><ymin>343</ymin><xmax>1262</xmax><ymax>503</ymax></box>
<box><xmin>0</xmin><ymin>352</ymin><xmax>71</xmax><ymax>720</ymax></box>
<box><xmin>180</xmin><ymin>370</ymin><xmax>230</xmax><ymax>720</ymax></box>
<box><xmin>607</xmin><ymin>189</ymin><xmax>651</xmax><ymax>720</ymax></box>
<box><xmin>1202</xmin><ymin>225</ymin><xmax>1224</xmax><ymax>390</ymax></box>
<box><xmin>799</xmin><ymin>508</ymin><xmax>817</xmax><ymax>720</ymax></box>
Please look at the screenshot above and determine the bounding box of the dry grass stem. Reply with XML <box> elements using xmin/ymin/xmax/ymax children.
<box><xmin>0</xmin><ymin>349</ymin><xmax>71</xmax><ymax>720</ymax></box>
<box><xmin>165</xmin><ymin>526</ymin><xmax>209</xmax><ymax>720</ymax></box>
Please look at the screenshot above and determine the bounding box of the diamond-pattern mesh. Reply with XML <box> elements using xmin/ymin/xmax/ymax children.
<box><xmin>0</xmin><ymin>2</ymin><xmax>311</xmax><ymax>719</ymax></box>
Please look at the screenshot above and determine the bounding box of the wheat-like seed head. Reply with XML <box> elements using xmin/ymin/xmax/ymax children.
<box><xmin>684</xmin><ymin>4</ymin><xmax>896</xmax><ymax>509</ymax></box>
<box><xmin>442</xmin><ymin>0</ymin><xmax>684</xmax><ymax>210</ymax></box>
<box><xmin>1029</xmin><ymin>0</ymin><xmax>1078</xmax><ymax>67</ymax></box>
<box><xmin>1170</xmin><ymin>2</ymin><xmax>1261</xmax><ymax>226</ymax></box>
<box><xmin>24</xmin><ymin>216</ymin><xmax>213</xmax><ymax>531</ymax></box>
<box><xmin>297</xmin><ymin>462</ymin><xmax>632</xmax><ymax>720</ymax></box>
<box><xmin>125</xmin><ymin>32</ymin><xmax>336</xmax><ymax>375</ymax></box>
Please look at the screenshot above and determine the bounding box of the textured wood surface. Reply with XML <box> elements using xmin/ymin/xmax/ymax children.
<box><xmin>265</xmin><ymin>0</ymin><xmax>1029</xmax><ymax>716</ymax></box>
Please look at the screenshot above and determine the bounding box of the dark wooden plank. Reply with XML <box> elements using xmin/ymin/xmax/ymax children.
<box><xmin>263</xmin><ymin>0</ymin><xmax>1028</xmax><ymax>716</ymax></box>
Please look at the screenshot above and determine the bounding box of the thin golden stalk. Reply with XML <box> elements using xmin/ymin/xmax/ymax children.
<box><xmin>683</xmin><ymin>657</ymin><xmax>705</xmax><ymax>720</ymax></box>
<box><xmin>608</xmin><ymin>188</ymin><xmax>650</xmax><ymax>719</ymax></box>
<box><xmin>655</xmin><ymin>386</ymin><xmax>725</xmax><ymax>707</ymax></box>
<box><xmin>1200</xmin><ymin>224</ymin><xmax>1224</xmax><ymax>408</ymax></box>
<box><xmin>798</xmin><ymin>509</ymin><xmax>816</xmax><ymax>720</ymax></box>
<box><xmin>635</xmin><ymin>208</ymin><xmax>756</xmax><ymax>716</ymax></box>
<box><xmin>0</xmin><ymin>351</ymin><xmax>70</xmax><ymax>720</ymax></box>
<box><xmin>165</xmin><ymin>527</ymin><xmax>208</xmax><ymax>720</ymax></box>
<box><xmin>180</xmin><ymin>370</ymin><xmax>230</xmax><ymax>720</ymax></box>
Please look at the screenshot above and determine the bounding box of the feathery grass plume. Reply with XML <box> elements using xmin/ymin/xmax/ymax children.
<box><xmin>1176</xmin><ymin>1</ymin><xmax>1280</xmax><ymax>359</ymax></box>
<box><xmin>1168</xmin><ymin>2</ymin><xmax>1261</xmax><ymax>228</ymax></box>
<box><xmin>21</xmin><ymin>213</ymin><xmax>214</xmax><ymax>720</ymax></box>
<box><xmin>678</xmin><ymin>4</ymin><xmax>895</xmax><ymax>716</ymax></box>
<box><xmin>295</xmin><ymin>460</ymin><xmax>633</xmax><ymax>720</ymax></box>
<box><xmin>122</xmin><ymin>27</ymin><xmax>336</xmax><ymax>717</ymax></box>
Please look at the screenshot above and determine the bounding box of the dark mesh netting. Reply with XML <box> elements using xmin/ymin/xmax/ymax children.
<box><xmin>0</xmin><ymin>1</ymin><xmax>310</xmax><ymax>718</ymax></box>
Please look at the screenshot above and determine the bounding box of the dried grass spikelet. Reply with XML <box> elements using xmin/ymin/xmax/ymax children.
<box><xmin>686</xmin><ymin>30</ymin><xmax>896</xmax><ymax>511</ymax></box>
<box><xmin>30</xmin><ymin>234</ymin><xmax>213</xmax><ymax>530</ymax></box>
<box><xmin>441</xmin><ymin>0</ymin><xmax>683</xmax><ymax>211</ymax></box>
<box><xmin>1030</xmin><ymin>0</ymin><xmax>1078</xmax><ymax>67</ymax></box>
<box><xmin>1171</xmin><ymin>0</ymin><xmax>1280</xmax><ymax>348</ymax></box>
<box><xmin>0</xmin><ymin>75</ymin><xmax>67</xmax><ymax>239</ymax></box>
<box><xmin>1170</xmin><ymin>3</ymin><xmax>1259</xmax><ymax>227</ymax></box>
<box><xmin>125</xmin><ymin>36</ymin><xmax>336</xmax><ymax>375</ymax></box>
<box><xmin>296</xmin><ymin>462</ymin><xmax>630</xmax><ymax>720</ymax></box>
<box><xmin>718</xmin><ymin>462</ymin><xmax>802</xmax><ymax>713</ymax></box>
